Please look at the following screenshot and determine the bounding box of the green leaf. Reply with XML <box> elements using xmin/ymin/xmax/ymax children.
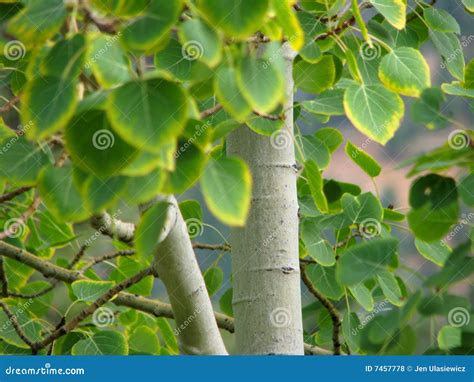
<box><xmin>414</xmin><ymin>239</ymin><xmax>451</xmax><ymax>267</ymax></box>
<box><xmin>271</xmin><ymin>0</ymin><xmax>304</xmax><ymax>51</ymax></box>
<box><xmin>22</xmin><ymin>76</ymin><xmax>78</xmax><ymax>140</ymax></box>
<box><xmin>135</xmin><ymin>202</ymin><xmax>169</xmax><ymax>259</ymax></box>
<box><xmin>246</xmin><ymin>114</ymin><xmax>283</xmax><ymax>136</ymax></box>
<box><xmin>441</xmin><ymin>82</ymin><xmax>474</xmax><ymax>98</ymax></box>
<box><xmin>408</xmin><ymin>174</ymin><xmax>459</xmax><ymax>242</ymax></box>
<box><xmin>383</xmin><ymin>208</ymin><xmax>405</xmax><ymax>222</ymax></box>
<box><xmin>41</xmin><ymin>34</ymin><xmax>87</xmax><ymax>79</ymax></box>
<box><xmin>345</xmin><ymin>141</ymin><xmax>381</xmax><ymax>177</ymax></box>
<box><xmin>377</xmin><ymin>270</ymin><xmax>403</xmax><ymax>306</ymax></box>
<box><xmin>344</xmin><ymin>84</ymin><xmax>404</xmax><ymax>145</ymax></box>
<box><xmin>87</xmin><ymin>33</ymin><xmax>131</xmax><ymax>88</ymax></box>
<box><xmin>201</xmin><ymin>156</ymin><xmax>252</xmax><ymax>227</ymax></box>
<box><xmin>431</xmin><ymin>31</ymin><xmax>465</xmax><ymax>81</ymax></box>
<box><xmin>301</xmin><ymin>89</ymin><xmax>345</xmax><ymax>116</ymax></box>
<box><xmin>82</xmin><ymin>175</ymin><xmax>128</xmax><ymax>213</ymax></box>
<box><xmin>128</xmin><ymin>327</ymin><xmax>160</xmax><ymax>355</ymax></box>
<box><xmin>462</xmin><ymin>0</ymin><xmax>474</xmax><ymax>12</ymax></box>
<box><xmin>204</xmin><ymin>267</ymin><xmax>224</xmax><ymax>297</ymax></box>
<box><xmin>236</xmin><ymin>56</ymin><xmax>284</xmax><ymax>114</ymax></box>
<box><xmin>424</xmin><ymin>8</ymin><xmax>460</xmax><ymax>34</ymax></box>
<box><xmin>72</xmin><ymin>280</ymin><xmax>114</xmax><ymax>302</ymax></box>
<box><xmin>459</xmin><ymin>173</ymin><xmax>474</xmax><ymax>206</ymax></box>
<box><xmin>106</xmin><ymin>79</ymin><xmax>188</xmax><ymax>153</ymax></box>
<box><xmin>0</xmin><ymin>138</ymin><xmax>49</xmax><ymax>186</ymax></box>
<box><xmin>378</xmin><ymin>47</ymin><xmax>431</xmax><ymax>97</ymax></box>
<box><xmin>120</xmin><ymin>0</ymin><xmax>182</xmax><ymax>52</ymax></box>
<box><xmin>437</xmin><ymin>326</ymin><xmax>462</xmax><ymax>350</ymax></box>
<box><xmin>66</xmin><ymin>110</ymin><xmax>138</xmax><ymax>178</ymax></box>
<box><xmin>196</xmin><ymin>0</ymin><xmax>269</xmax><ymax>39</ymax></box>
<box><xmin>302</xmin><ymin>221</ymin><xmax>335</xmax><ymax>266</ymax></box>
<box><xmin>342</xmin><ymin>192</ymin><xmax>383</xmax><ymax>224</ymax></box>
<box><xmin>342</xmin><ymin>312</ymin><xmax>361</xmax><ymax>353</ymax></box>
<box><xmin>336</xmin><ymin>238</ymin><xmax>399</xmax><ymax>286</ymax></box>
<box><xmin>72</xmin><ymin>331</ymin><xmax>128</xmax><ymax>355</ymax></box>
<box><xmin>369</xmin><ymin>0</ymin><xmax>406</xmax><ymax>30</ymax></box>
<box><xmin>178</xmin><ymin>19</ymin><xmax>222</xmax><ymax>67</ymax></box>
<box><xmin>38</xmin><ymin>165</ymin><xmax>89</xmax><ymax>222</ymax></box>
<box><xmin>123</xmin><ymin>170</ymin><xmax>165</xmax><ymax>205</ymax></box>
<box><xmin>110</xmin><ymin>257</ymin><xmax>153</xmax><ymax>296</ymax></box>
<box><xmin>314</xmin><ymin>128</ymin><xmax>344</xmax><ymax>153</ymax></box>
<box><xmin>214</xmin><ymin>65</ymin><xmax>252</xmax><ymax>122</ymax></box>
<box><xmin>306</xmin><ymin>264</ymin><xmax>343</xmax><ymax>299</ymax></box>
<box><xmin>294</xmin><ymin>55</ymin><xmax>336</xmax><ymax>94</ymax></box>
<box><xmin>304</xmin><ymin>160</ymin><xmax>328</xmax><ymax>213</ymax></box>
<box><xmin>6</xmin><ymin>0</ymin><xmax>67</xmax><ymax>47</ymax></box>
<box><xmin>298</xmin><ymin>135</ymin><xmax>331</xmax><ymax>169</ymax></box>
<box><xmin>411</xmin><ymin>87</ymin><xmax>448</xmax><ymax>129</ymax></box>
<box><xmin>219</xmin><ymin>288</ymin><xmax>233</xmax><ymax>316</ymax></box>
<box><xmin>349</xmin><ymin>283</ymin><xmax>374</xmax><ymax>311</ymax></box>
<box><xmin>89</xmin><ymin>0</ymin><xmax>149</xmax><ymax>17</ymax></box>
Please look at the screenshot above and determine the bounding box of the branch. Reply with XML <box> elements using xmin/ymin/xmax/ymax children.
<box><xmin>80</xmin><ymin>249</ymin><xmax>136</xmax><ymax>272</ymax></box>
<box><xmin>301</xmin><ymin>264</ymin><xmax>343</xmax><ymax>355</ymax></box>
<box><xmin>90</xmin><ymin>213</ymin><xmax>135</xmax><ymax>244</ymax></box>
<box><xmin>30</xmin><ymin>268</ymin><xmax>151</xmax><ymax>353</ymax></box>
<box><xmin>0</xmin><ymin>187</ymin><xmax>32</xmax><ymax>204</ymax></box>
<box><xmin>0</xmin><ymin>96</ymin><xmax>20</xmax><ymax>114</ymax></box>
<box><xmin>0</xmin><ymin>241</ymin><xmax>334</xmax><ymax>355</ymax></box>
<box><xmin>0</xmin><ymin>257</ymin><xmax>8</xmax><ymax>297</ymax></box>
<box><xmin>0</xmin><ymin>300</ymin><xmax>36</xmax><ymax>350</ymax></box>
<box><xmin>193</xmin><ymin>243</ymin><xmax>231</xmax><ymax>252</ymax></box>
<box><xmin>200</xmin><ymin>104</ymin><xmax>223</xmax><ymax>119</ymax></box>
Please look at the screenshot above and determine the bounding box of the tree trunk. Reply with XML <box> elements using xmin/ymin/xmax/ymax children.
<box><xmin>153</xmin><ymin>196</ymin><xmax>228</xmax><ymax>355</ymax></box>
<box><xmin>226</xmin><ymin>44</ymin><xmax>304</xmax><ymax>354</ymax></box>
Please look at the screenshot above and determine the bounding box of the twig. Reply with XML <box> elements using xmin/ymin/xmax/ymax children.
<box><xmin>68</xmin><ymin>244</ymin><xmax>88</xmax><ymax>269</ymax></box>
<box><xmin>301</xmin><ymin>264</ymin><xmax>343</xmax><ymax>355</ymax></box>
<box><xmin>0</xmin><ymin>96</ymin><xmax>20</xmax><ymax>114</ymax></box>
<box><xmin>0</xmin><ymin>258</ymin><xmax>8</xmax><ymax>296</ymax></box>
<box><xmin>80</xmin><ymin>249</ymin><xmax>136</xmax><ymax>272</ymax></box>
<box><xmin>0</xmin><ymin>301</ymin><xmax>36</xmax><ymax>350</ymax></box>
<box><xmin>200</xmin><ymin>104</ymin><xmax>223</xmax><ymax>119</ymax></box>
<box><xmin>0</xmin><ymin>187</ymin><xmax>32</xmax><ymax>204</ymax></box>
<box><xmin>30</xmin><ymin>268</ymin><xmax>152</xmax><ymax>353</ymax></box>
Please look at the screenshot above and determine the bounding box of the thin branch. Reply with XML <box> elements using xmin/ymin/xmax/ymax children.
<box><xmin>90</xmin><ymin>213</ymin><xmax>135</xmax><ymax>244</ymax></box>
<box><xmin>253</xmin><ymin>110</ymin><xmax>284</xmax><ymax>121</ymax></box>
<box><xmin>0</xmin><ymin>257</ymin><xmax>8</xmax><ymax>296</ymax></box>
<box><xmin>80</xmin><ymin>249</ymin><xmax>136</xmax><ymax>272</ymax></box>
<box><xmin>200</xmin><ymin>103</ymin><xmax>223</xmax><ymax>119</ymax></box>
<box><xmin>0</xmin><ymin>96</ymin><xmax>20</xmax><ymax>114</ymax></box>
<box><xmin>82</xmin><ymin>7</ymin><xmax>119</xmax><ymax>34</ymax></box>
<box><xmin>67</xmin><ymin>244</ymin><xmax>88</xmax><ymax>269</ymax></box>
<box><xmin>0</xmin><ymin>187</ymin><xmax>32</xmax><ymax>204</ymax></box>
<box><xmin>301</xmin><ymin>264</ymin><xmax>343</xmax><ymax>355</ymax></box>
<box><xmin>0</xmin><ymin>241</ymin><xmax>334</xmax><ymax>355</ymax></box>
<box><xmin>0</xmin><ymin>301</ymin><xmax>35</xmax><ymax>350</ymax></box>
<box><xmin>30</xmin><ymin>268</ymin><xmax>152</xmax><ymax>353</ymax></box>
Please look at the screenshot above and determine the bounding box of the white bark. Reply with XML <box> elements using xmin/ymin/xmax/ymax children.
<box><xmin>226</xmin><ymin>44</ymin><xmax>304</xmax><ymax>354</ymax></box>
<box><xmin>153</xmin><ymin>196</ymin><xmax>228</xmax><ymax>355</ymax></box>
